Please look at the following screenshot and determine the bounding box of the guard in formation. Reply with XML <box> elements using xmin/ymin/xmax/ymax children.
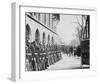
<box><xmin>25</xmin><ymin>40</ymin><xmax>62</xmax><ymax>71</ymax></box>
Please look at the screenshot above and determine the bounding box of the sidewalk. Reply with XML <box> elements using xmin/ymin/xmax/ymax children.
<box><xmin>47</xmin><ymin>54</ymin><xmax>82</xmax><ymax>70</ymax></box>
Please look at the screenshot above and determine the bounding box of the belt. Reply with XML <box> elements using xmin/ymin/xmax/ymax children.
<box><xmin>26</xmin><ymin>53</ymin><xmax>32</xmax><ymax>56</ymax></box>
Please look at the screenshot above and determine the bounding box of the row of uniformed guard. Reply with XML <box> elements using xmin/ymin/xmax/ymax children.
<box><xmin>25</xmin><ymin>40</ymin><xmax>62</xmax><ymax>71</ymax></box>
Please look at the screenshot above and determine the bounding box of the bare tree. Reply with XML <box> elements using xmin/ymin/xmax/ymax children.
<box><xmin>76</xmin><ymin>15</ymin><xmax>87</xmax><ymax>41</ymax></box>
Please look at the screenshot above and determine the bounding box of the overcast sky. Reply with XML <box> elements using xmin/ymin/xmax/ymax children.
<box><xmin>57</xmin><ymin>14</ymin><xmax>82</xmax><ymax>45</ymax></box>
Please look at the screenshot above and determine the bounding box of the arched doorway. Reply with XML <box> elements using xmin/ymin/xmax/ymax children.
<box><xmin>48</xmin><ymin>35</ymin><xmax>50</xmax><ymax>44</ymax></box>
<box><xmin>35</xmin><ymin>29</ymin><xmax>40</xmax><ymax>43</ymax></box>
<box><xmin>42</xmin><ymin>32</ymin><xmax>46</xmax><ymax>45</ymax></box>
<box><xmin>26</xmin><ymin>24</ymin><xmax>31</xmax><ymax>41</ymax></box>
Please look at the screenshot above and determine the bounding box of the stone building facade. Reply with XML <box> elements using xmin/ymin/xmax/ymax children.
<box><xmin>25</xmin><ymin>12</ymin><xmax>60</xmax><ymax>46</ymax></box>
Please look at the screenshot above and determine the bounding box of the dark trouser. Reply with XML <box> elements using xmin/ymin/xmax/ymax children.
<box><xmin>32</xmin><ymin>59</ymin><xmax>36</xmax><ymax>71</ymax></box>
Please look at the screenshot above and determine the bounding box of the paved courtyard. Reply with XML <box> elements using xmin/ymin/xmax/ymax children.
<box><xmin>47</xmin><ymin>54</ymin><xmax>82</xmax><ymax>70</ymax></box>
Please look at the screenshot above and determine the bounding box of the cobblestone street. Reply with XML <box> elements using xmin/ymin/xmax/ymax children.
<box><xmin>47</xmin><ymin>54</ymin><xmax>82</xmax><ymax>70</ymax></box>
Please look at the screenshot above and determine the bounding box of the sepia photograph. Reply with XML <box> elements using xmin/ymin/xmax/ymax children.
<box><xmin>25</xmin><ymin>12</ymin><xmax>90</xmax><ymax>71</ymax></box>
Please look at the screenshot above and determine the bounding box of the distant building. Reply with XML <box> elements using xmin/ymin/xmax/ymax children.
<box><xmin>26</xmin><ymin>12</ymin><xmax>60</xmax><ymax>46</ymax></box>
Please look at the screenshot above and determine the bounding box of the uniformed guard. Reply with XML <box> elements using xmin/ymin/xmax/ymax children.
<box><xmin>35</xmin><ymin>41</ymin><xmax>40</xmax><ymax>71</ymax></box>
<box><xmin>26</xmin><ymin>39</ymin><xmax>33</xmax><ymax>71</ymax></box>
<box><xmin>31</xmin><ymin>41</ymin><xmax>36</xmax><ymax>71</ymax></box>
<box><xmin>45</xmin><ymin>45</ymin><xmax>49</xmax><ymax>69</ymax></box>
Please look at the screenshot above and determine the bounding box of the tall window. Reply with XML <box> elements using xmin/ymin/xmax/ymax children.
<box><xmin>38</xmin><ymin>13</ymin><xmax>40</xmax><ymax>20</ymax></box>
<box><xmin>44</xmin><ymin>14</ymin><xmax>46</xmax><ymax>25</ymax></box>
<box><xmin>49</xmin><ymin>14</ymin><xmax>50</xmax><ymax>28</ymax></box>
<box><xmin>46</xmin><ymin>14</ymin><xmax>49</xmax><ymax>27</ymax></box>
